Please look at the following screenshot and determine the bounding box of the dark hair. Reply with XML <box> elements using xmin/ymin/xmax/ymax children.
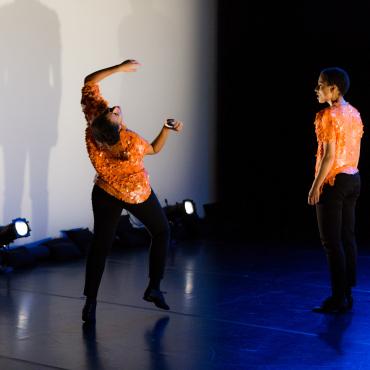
<box><xmin>320</xmin><ymin>67</ymin><xmax>350</xmax><ymax>96</ymax></box>
<box><xmin>91</xmin><ymin>112</ymin><xmax>120</xmax><ymax>146</ymax></box>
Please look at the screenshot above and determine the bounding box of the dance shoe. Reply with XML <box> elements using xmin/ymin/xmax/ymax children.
<box><xmin>143</xmin><ymin>288</ymin><xmax>170</xmax><ymax>310</ymax></box>
<box><xmin>312</xmin><ymin>296</ymin><xmax>349</xmax><ymax>313</ymax></box>
<box><xmin>82</xmin><ymin>300</ymin><xmax>97</xmax><ymax>323</ymax></box>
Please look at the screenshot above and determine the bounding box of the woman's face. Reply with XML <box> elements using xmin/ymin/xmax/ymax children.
<box><xmin>315</xmin><ymin>74</ymin><xmax>336</xmax><ymax>104</ymax></box>
<box><xmin>105</xmin><ymin>106</ymin><xmax>124</xmax><ymax>128</ymax></box>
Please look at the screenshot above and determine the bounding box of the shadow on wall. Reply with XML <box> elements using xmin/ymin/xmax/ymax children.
<box><xmin>118</xmin><ymin>0</ymin><xmax>184</xmax><ymax>116</ymax></box>
<box><xmin>0</xmin><ymin>0</ymin><xmax>61</xmax><ymax>241</ymax></box>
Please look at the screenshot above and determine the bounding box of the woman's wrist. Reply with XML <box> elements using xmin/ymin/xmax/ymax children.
<box><xmin>311</xmin><ymin>181</ymin><xmax>320</xmax><ymax>191</ymax></box>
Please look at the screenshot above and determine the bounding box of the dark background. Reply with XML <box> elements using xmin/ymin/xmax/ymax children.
<box><xmin>216</xmin><ymin>1</ymin><xmax>370</xmax><ymax>245</ymax></box>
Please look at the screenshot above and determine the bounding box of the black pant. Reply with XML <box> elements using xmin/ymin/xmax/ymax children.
<box><xmin>316</xmin><ymin>172</ymin><xmax>361</xmax><ymax>300</ymax></box>
<box><xmin>84</xmin><ymin>185</ymin><xmax>170</xmax><ymax>298</ymax></box>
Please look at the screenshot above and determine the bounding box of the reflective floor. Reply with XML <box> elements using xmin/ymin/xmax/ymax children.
<box><xmin>1</xmin><ymin>239</ymin><xmax>370</xmax><ymax>369</ymax></box>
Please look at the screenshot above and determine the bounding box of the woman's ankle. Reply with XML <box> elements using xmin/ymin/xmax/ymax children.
<box><xmin>86</xmin><ymin>296</ymin><xmax>97</xmax><ymax>304</ymax></box>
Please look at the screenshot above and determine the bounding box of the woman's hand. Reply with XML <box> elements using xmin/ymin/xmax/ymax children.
<box><xmin>119</xmin><ymin>59</ymin><xmax>140</xmax><ymax>72</ymax></box>
<box><xmin>165</xmin><ymin>120</ymin><xmax>184</xmax><ymax>133</ymax></box>
<box><xmin>308</xmin><ymin>185</ymin><xmax>321</xmax><ymax>205</ymax></box>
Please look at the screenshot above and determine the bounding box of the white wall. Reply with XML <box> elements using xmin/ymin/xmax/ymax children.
<box><xmin>0</xmin><ymin>0</ymin><xmax>217</xmax><ymax>243</ymax></box>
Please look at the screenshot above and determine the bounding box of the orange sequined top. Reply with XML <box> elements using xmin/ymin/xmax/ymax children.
<box><xmin>314</xmin><ymin>103</ymin><xmax>363</xmax><ymax>187</ymax></box>
<box><xmin>81</xmin><ymin>82</ymin><xmax>151</xmax><ymax>204</ymax></box>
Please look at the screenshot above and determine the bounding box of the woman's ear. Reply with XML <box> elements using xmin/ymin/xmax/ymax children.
<box><xmin>331</xmin><ymin>85</ymin><xmax>341</xmax><ymax>97</ymax></box>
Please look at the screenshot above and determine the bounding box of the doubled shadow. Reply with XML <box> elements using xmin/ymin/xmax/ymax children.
<box><xmin>317</xmin><ymin>312</ymin><xmax>353</xmax><ymax>354</ymax></box>
<box><xmin>82</xmin><ymin>323</ymin><xmax>105</xmax><ymax>370</ymax></box>
<box><xmin>82</xmin><ymin>315</ymin><xmax>171</xmax><ymax>370</ymax></box>
<box><xmin>0</xmin><ymin>0</ymin><xmax>61</xmax><ymax>240</ymax></box>
<box><xmin>145</xmin><ymin>316</ymin><xmax>171</xmax><ymax>370</ymax></box>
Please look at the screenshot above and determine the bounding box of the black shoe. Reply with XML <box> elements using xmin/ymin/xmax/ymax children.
<box><xmin>143</xmin><ymin>287</ymin><xmax>170</xmax><ymax>310</ymax></box>
<box><xmin>82</xmin><ymin>300</ymin><xmax>97</xmax><ymax>323</ymax></box>
<box><xmin>312</xmin><ymin>296</ymin><xmax>348</xmax><ymax>313</ymax></box>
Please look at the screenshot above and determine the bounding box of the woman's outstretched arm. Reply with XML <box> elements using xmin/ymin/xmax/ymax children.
<box><xmin>84</xmin><ymin>59</ymin><xmax>140</xmax><ymax>84</ymax></box>
<box><xmin>146</xmin><ymin>120</ymin><xmax>183</xmax><ymax>155</ymax></box>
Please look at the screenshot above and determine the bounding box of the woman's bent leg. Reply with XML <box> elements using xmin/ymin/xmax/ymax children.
<box><xmin>124</xmin><ymin>190</ymin><xmax>170</xmax><ymax>284</ymax></box>
<box><xmin>124</xmin><ymin>190</ymin><xmax>170</xmax><ymax>309</ymax></box>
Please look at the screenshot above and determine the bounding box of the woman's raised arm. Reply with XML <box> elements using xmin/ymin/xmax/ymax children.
<box><xmin>84</xmin><ymin>59</ymin><xmax>140</xmax><ymax>84</ymax></box>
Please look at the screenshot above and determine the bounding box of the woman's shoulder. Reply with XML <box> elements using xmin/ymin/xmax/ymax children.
<box><xmin>123</xmin><ymin>128</ymin><xmax>145</xmax><ymax>141</ymax></box>
<box><xmin>345</xmin><ymin>103</ymin><xmax>362</xmax><ymax>117</ymax></box>
<box><xmin>81</xmin><ymin>81</ymin><xmax>100</xmax><ymax>95</ymax></box>
<box><xmin>121</xmin><ymin>128</ymin><xmax>135</xmax><ymax>140</ymax></box>
<box><xmin>332</xmin><ymin>103</ymin><xmax>362</xmax><ymax>122</ymax></box>
<box><xmin>328</xmin><ymin>103</ymin><xmax>363</xmax><ymax>130</ymax></box>
<box><xmin>316</xmin><ymin>103</ymin><xmax>360</xmax><ymax>119</ymax></box>
<box><xmin>315</xmin><ymin>106</ymin><xmax>331</xmax><ymax>122</ymax></box>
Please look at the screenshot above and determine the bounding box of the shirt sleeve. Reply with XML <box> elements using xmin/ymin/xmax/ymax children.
<box><xmin>315</xmin><ymin>109</ymin><xmax>336</xmax><ymax>142</ymax></box>
<box><xmin>355</xmin><ymin>112</ymin><xmax>364</xmax><ymax>139</ymax></box>
<box><xmin>123</xmin><ymin>130</ymin><xmax>151</xmax><ymax>156</ymax></box>
<box><xmin>81</xmin><ymin>82</ymin><xmax>109</xmax><ymax>125</ymax></box>
<box><xmin>140</xmin><ymin>137</ymin><xmax>151</xmax><ymax>153</ymax></box>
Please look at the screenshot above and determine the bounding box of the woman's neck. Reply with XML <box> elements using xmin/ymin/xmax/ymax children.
<box><xmin>329</xmin><ymin>96</ymin><xmax>346</xmax><ymax>107</ymax></box>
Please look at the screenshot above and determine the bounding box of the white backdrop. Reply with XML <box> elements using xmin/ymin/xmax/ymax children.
<box><xmin>0</xmin><ymin>0</ymin><xmax>217</xmax><ymax>243</ymax></box>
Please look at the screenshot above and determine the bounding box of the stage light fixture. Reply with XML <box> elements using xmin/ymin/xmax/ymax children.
<box><xmin>0</xmin><ymin>218</ymin><xmax>31</xmax><ymax>247</ymax></box>
<box><xmin>163</xmin><ymin>199</ymin><xmax>202</xmax><ymax>241</ymax></box>
<box><xmin>183</xmin><ymin>199</ymin><xmax>195</xmax><ymax>215</ymax></box>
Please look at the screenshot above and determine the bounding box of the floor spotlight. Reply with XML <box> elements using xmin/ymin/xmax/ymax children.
<box><xmin>0</xmin><ymin>218</ymin><xmax>31</xmax><ymax>247</ymax></box>
<box><xmin>163</xmin><ymin>199</ymin><xmax>202</xmax><ymax>241</ymax></box>
<box><xmin>183</xmin><ymin>199</ymin><xmax>195</xmax><ymax>215</ymax></box>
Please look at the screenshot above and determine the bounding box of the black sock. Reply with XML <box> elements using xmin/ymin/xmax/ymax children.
<box><xmin>149</xmin><ymin>278</ymin><xmax>161</xmax><ymax>291</ymax></box>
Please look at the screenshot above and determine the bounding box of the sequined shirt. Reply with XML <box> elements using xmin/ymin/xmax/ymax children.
<box><xmin>81</xmin><ymin>82</ymin><xmax>151</xmax><ymax>204</ymax></box>
<box><xmin>314</xmin><ymin>103</ymin><xmax>364</xmax><ymax>186</ymax></box>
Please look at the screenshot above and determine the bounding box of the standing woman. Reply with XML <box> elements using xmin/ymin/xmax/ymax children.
<box><xmin>81</xmin><ymin>59</ymin><xmax>183</xmax><ymax>323</ymax></box>
<box><xmin>308</xmin><ymin>67</ymin><xmax>363</xmax><ymax>313</ymax></box>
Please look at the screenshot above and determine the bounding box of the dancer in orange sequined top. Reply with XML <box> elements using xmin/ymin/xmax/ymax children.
<box><xmin>81</xmin><ymin>59</ymin><xmax>183</xmax><ymax>323</ymax></box>
<box><xmin>314</xmin><ymin>103</ymin><xmax>363</xmax><ymax>190</ymax></box>
<box><xmin>308</xmin><ymin>67</ymin><xmax>363</xmax><ymax>313</ymax></box>
<box><xmin>82</xmin><ymin>81</ymin><xmax>152</xmax><ymax>204</ymax></box>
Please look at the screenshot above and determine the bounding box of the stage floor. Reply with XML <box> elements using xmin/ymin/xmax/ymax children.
<box><xmin>0</xmin><ymin>239</ymin><xmax>370</xmax><ymax>370</ymax></box>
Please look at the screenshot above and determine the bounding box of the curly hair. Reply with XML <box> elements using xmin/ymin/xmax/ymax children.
<box><xmin>91</xmin><ymin>112</ymin><xmax>120</xmax><ymax>146</ymax></box>
<box><xmin>320</xmin><ymin>67</ymin><xmax>350</xmax><ymax>96</ymax></box>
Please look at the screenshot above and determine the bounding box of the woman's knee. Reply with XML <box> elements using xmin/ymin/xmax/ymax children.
<box><xmin>321</xmin><ymin>239</ymin><xmax>342</xmax><ymax>255</ymax></box>
<box><xmin>151</xmin><ymin>220</ymin><xmax>170</xmax><ymax>241</ymax></box>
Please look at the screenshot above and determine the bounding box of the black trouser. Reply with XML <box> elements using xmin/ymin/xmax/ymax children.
<box><xmin>316</xmin><ymin>172</ymin><xmax>361</xmax><ymax>300</ymax></box>
<box><xmin>84</xmin><ymin>185</ymin><xmax>170</xmax><ymax>298</ymax></box>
